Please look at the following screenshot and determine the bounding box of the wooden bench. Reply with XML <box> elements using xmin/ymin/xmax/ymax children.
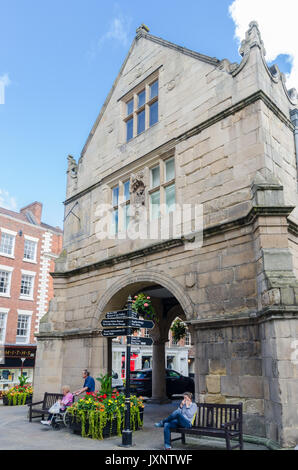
<box><xmin>28</xmin><ymin>392</ymin><xmax>63</xmax><ymax>422</ymax></box>
<box><xmin>170</xmin><ymin>403</ymin><xmax>243</xmax><ymax>450</ymax></box>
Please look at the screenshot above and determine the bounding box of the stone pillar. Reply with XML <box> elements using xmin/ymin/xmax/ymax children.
<box><xmin>33</xmin><ymin>337</ymin><xmax>64</xmax><ymax>401</ymax></box>
<box><xmin>260</xmin><ymin>318</ymin><xmax>298</xmax><ymax>447</ymax></box>
<box><xmin>251</xmin><ymin>170</ymin><xmax>298</xmax><ymax>446</ymax></box>
<box><xmin>149</xmin><ymin>340</ymin><xmax>170</xmax><ymax>403</ymax></box>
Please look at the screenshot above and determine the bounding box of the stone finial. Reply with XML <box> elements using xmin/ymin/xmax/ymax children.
<box><xmin>239</xmin><ymin>21</ymin><xmax>266</xmax><ymax>58</ymax></box>
<box><xmin>67</xmin><ymin>154</ymin><xmax>78</xmax><ymax>178</ymax></box>
<box><xmin>136</xmin><ymin>24</ymin><xmax>150</xmax><ymax>34</ymax></box>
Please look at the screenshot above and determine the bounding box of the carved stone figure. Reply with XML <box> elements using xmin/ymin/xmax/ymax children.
<box><xmin>131</xmin><ymin>171</ymin><xmax>146</xmax><ymax>207</ymax></box>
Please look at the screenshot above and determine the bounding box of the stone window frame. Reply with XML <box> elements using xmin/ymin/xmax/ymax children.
<box><xmin>16</xmin><ymin>310</ymin><xmax>33</xmax><ymax>344</ymax></box>
<box><xmin>0</xmin><ymin>228</ymin><xmax>17</xmax><ymax>259</ymax></box>
<box><xmin>111</xmin><ymin>185</ymin><xmax>119</xmax><ymax>235</ymax></box>
<box><xmin>111</xmin><ymin>179</ymin><xmax>131</xmax><ymax>235</ymax></box>
<box><xmin>122</xmin><ymin>71</ymin><xmax>159</xmax><ymax>143</ymax></box>
<box><xmin>148</xmin><ymin>155</ymin><xmax>176</xmax><ymax>221</ymax></box>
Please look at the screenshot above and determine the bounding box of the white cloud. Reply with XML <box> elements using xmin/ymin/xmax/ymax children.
<box><xmin>0</xmin><ymin>74</ymin><xmax>10</xmax><ymax>87</ymax></box>
<box><xmin>229</xmin><ymin>0</ymin><xmax>298</xmax><ymax>89</ymax></box>
<box><xmin>98</xmin><ymin>14</ymin><xmax>132</xmax><ymax>49</ymax></box>
<box><xmin>0</xmin><ymin>189</ymin><xmax>17</xmax><ymax>211</ymax></box>
<box><xmin>87</xmin><ymin>13</ymin><xmax>132</xmax><ymax>61</ymax></box>
<box><xmin>0</xmin><ymin>74</ymin><xmax>11</xmax><ymax>104</ymax></box>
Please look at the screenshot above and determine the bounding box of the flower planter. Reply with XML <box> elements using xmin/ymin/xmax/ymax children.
<box><xmin>69</xmin><ymin>409</ymin><xmax>143</xmax><ymax>439</ymax></box>
<box><xmin>2</xmin><ymin>394</ymin><xmax>32</xmax><ymax>406</ymax></box>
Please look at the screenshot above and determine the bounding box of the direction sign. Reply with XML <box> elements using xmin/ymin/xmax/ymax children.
<box><xmin>101</xmin><ymin>319</ymin><xmax>128</xmax><ymax>328</ymax></box>
<box><xmin>131</xmin><ymin>319</ymin><xmax>154</xmax><ymax>329</ymax></box>
<box><xmin>130</xmin><ymin>337</ymin><xmax>153</xmax><ymax>346</ymax></box>
<box><xmin>102</xmin><ymin>327</ymin><xmax>132</xmax><ymax>337</ymax></box>
<box><xmin>105</xmin><ymin>310</ymin><xmax>138</xmax><ymax>319</ymax></box>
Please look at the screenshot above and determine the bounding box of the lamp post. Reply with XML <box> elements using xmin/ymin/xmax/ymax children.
<box><xmin>20</xmin><ymin>357</ymin><xmax>26</xmax><ymax>377</ymax></box>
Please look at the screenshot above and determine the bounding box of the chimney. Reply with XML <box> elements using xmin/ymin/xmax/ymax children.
<box><xmin>20</xmin><ymin>202</ymin><xmax>43</xmax><ymax>225</ymax></box>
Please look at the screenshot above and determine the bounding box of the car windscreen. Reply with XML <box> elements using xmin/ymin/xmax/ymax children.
<box><xmin>130</xmin><ymin>371</ymin><xmax>151</xmax><ymax>379</ymax></box>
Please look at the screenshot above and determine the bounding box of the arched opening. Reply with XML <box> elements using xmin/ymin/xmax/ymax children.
<box><xmin>94</xmin><ymin>273</ymin><xmax>195</xmax><ymax>403</ymax></box>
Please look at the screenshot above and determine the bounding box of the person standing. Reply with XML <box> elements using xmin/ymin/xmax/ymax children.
<box><xmin>154</xmin><ymin>392</ymin><xmax>197</xmax><ymax>450</ymax></box>
<box><xmin>73</xmin><ymin>369</ymin><xmax>95</xmax><ymax>396</ymax></box>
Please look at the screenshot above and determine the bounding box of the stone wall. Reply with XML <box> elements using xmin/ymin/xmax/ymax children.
<box><xmin>261</xmin><ymin>318</ymin><xmax>298</xmax><ymax>447</ymax></box>
<box><xmin>195</xmin><ymin>323</ymin><xmax>265</xmax><ymax>437</ymax></box>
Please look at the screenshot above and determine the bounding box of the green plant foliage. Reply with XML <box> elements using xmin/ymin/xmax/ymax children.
<box><xmin>67</xmin><ymin>391</ymin><xmax>144</xmax><ymax>440</ymax></box>
<box><xmin>170</xmin><ymin>318</ymin><xmax>187</xmax><ymax>342</ymax></box>
<box><xmin>3</xmin><ymin>384</ymin><xmax>33</xmax><ymax>406</ymax></box>
<box><xmin>96</xmin><ymin>373</ymin><xmax>112</xmax><ymax>396</ymax></box>
<box><xmin>132</xmin><ymin>293</ymin><xmax>157</xmax><ymax>322</ymax></box>
<box><xmin>18</xmin><ymin>374</ymin><xmax>30</xmax><ymax>387</ymax></box>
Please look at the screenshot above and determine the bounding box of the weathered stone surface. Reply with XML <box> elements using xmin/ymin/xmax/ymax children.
<box><xmin>206</xmin><ymin>375</ymin><xmax>221</xmax><ymax>394</ymax></box>
<box><xmin>208</xmin><ymin>359</ymin><xmax>227</xmax><ymax>376</ymax></box>
<box><xmin>262</xmin><ymin>249</ymin><xmax>293</xmax><ymax>272</ymax></box>
<box><xmin>205</xmin><ymin>394</ymin><xmax>226</xmax><ymax>404</ymax></box>
<box><xmin>239</xmin><ymin>376</ymin><xmax>264</xmax><ymax>398</ymax></box>
<box><xmin>244</xmin><ymin>399</ymin><xmax>265</xmax><ymax>415</ymax></box>
<box><xmin>243</xmin><ymin>414</ymin><xmax>266</xmax><ymax>437</ymax></box>
<box><xmin>221</xmin><ymin>376</ymin><xmax>240</xmax><ymax>397</ymax></box>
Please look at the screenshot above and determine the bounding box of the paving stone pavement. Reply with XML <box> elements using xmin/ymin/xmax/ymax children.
<box><xmin>0</xmin><ymin>400</ymin><xmax>268</xmax><ymax>450</ymax></box>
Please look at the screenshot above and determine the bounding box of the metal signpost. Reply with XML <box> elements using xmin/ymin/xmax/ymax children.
<box><xmin>130</xmin><ymin>337</ymin><xmax>153</xmax><ymax>346</ymax></box>
<box><xmin>100</xmin><ymin>295</ymin><xmax>154</xmax><ymax>447</ymax></box>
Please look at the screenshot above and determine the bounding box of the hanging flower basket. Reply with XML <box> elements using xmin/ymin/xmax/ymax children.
<box><xmin>170</xmin><ymin>318</ymin><xmax>187</xmax><ymax>342</ymax></box>
<box><xmin>67</xmin><ymin>391</ymin><xmax>144</xmax><ymax>440</ymax></box>
<box><xmin>132</xmin><ymin>293</ymin><xmax>157</xmax><ymax>322</ymax></box>
<box><xmin>2</xmin><ymin>385</ymin><xmax>33</xmax><ymax>406</ymax></box>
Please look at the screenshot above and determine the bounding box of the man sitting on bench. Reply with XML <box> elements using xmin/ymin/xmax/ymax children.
<box><xmin>154</xmin><ymin>391</ymin><xmax>197</xmax><ymax>450</ymax></box>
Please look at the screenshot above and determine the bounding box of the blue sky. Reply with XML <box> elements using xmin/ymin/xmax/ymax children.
<box><xmin>0</xmin><ymin>0</ymin><xmax>294</xmax><ymax>228</ymax></box>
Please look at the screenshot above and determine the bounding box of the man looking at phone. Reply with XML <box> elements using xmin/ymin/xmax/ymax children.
<box><xmin>154</xmin><ymin>391</ymin><xmax>197</xmax><ymax>450</ymax></box>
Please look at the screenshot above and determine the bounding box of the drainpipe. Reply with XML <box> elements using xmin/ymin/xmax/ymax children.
<box><xmin>290</xmin><ymin>109</ymin><xmax>298</xmax><ymax>183</ymax></box>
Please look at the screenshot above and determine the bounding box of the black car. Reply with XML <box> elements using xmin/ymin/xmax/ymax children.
<box><xmin>129</xmin><ymin>368</ymin><xmax>194</xmax><ymax>398</ymax></box>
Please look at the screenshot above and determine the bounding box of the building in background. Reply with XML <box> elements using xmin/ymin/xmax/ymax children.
<box><xmin>0</xmin><ymin>202</ymin><xmax>62</xmax><ymax>392</ymax></box>
<box><xmin>112</xmin><ymin>324</ymin><xmax>193</xmax><ymax>380</ymax></box>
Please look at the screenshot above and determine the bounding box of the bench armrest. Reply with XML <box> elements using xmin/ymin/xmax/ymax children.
<box><xmin>221</xmin><ymin>418</ymin><xmax>241</xmax><ymax>429</ymax></box>
<box><xmin>27</xmin><ymin>400</ymin><xmax>44</xmax><ymax>407</ymax></box>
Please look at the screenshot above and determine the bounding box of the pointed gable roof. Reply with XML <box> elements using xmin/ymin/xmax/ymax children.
<box><xmin>80</xmin><ymin>25</ymin><xmax>221</xmax><ymax>159</ymax></box>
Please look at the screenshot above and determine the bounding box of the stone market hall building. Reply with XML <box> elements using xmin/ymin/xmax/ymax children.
<box><xmin>35</xmin><ymin>23</ymin><xmax>298</xmax><ymax>447</ymax></box>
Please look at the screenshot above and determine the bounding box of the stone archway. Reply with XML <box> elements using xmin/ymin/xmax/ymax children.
<box><xmin>92</xmin><ymin>270</ymin><xmax>195</xmax><ymax>327</ymax></box>
<box><xmin>93</xmin><ymin>270</ymin><xmax>195</xmax><ymax>403</ymax></box>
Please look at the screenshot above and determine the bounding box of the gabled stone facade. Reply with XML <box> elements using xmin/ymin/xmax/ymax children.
<box><xmin>35</xmin><ymin>23</ymin><xmax>298</xmax><ymax>447</ymax></box>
